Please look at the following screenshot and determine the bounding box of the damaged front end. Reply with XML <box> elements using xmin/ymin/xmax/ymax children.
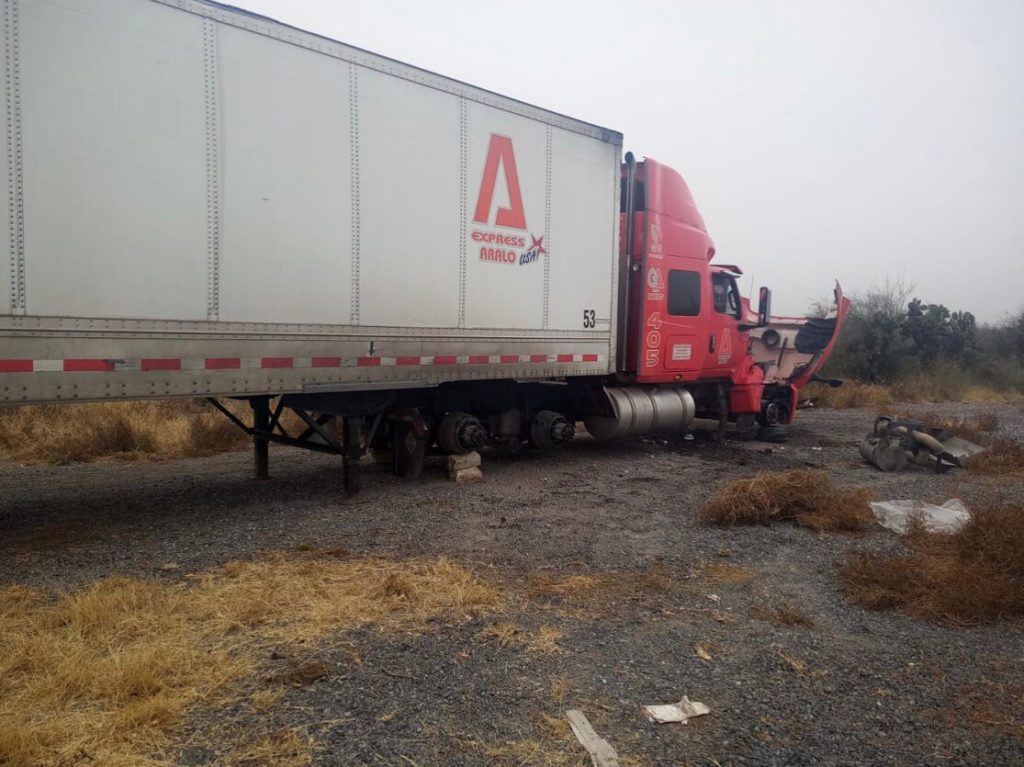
<box><xmin>748</xmin><ymin>282</ymin><xmax>850</xmax><ymax>427</ymax></box>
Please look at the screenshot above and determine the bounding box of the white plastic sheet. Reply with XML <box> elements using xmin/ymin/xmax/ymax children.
<box><xmin>641</xmin><ymin>696</ymin><xmax>711</xmax><ymax>724</ymax></box>
<box><xmin>870</xmin><ymin>499</ymin><xmax>970</xmax><ymax>534</ymax></box>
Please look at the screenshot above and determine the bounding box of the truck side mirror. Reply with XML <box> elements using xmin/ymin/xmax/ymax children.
<box><xmin>758</xmin><ymin>287</ymin><xmax>772</xmax><ymax>327</ymax></box>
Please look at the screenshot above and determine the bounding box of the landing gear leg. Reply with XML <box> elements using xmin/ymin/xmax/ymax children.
<box><xmin>342</xmin><ymin>416</ymin><xmax>363</xmax><ymax>497</ymax></box>
<box><xmin>252</xmin><ymin>396</ymin><xmax>271</xmax><ymax>480</ymax></box>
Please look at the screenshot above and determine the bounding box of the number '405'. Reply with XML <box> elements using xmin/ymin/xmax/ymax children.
<box><xmin>582</xmin><ymin>309</ymin><xmax>596</xmax><ymax>329</ymax></box>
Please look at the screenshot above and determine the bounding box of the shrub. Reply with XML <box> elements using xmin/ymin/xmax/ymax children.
<box><xmin>969</xmin><ymin>438</ymin><xmax>1024</xmax><ymax>477</ymax></box>
<box><xmin>699</xmin><ymin>470</ymin><xmax>873</xmax><ymax>532</ymax></box>
<box><xmin>840</xmin><ymin>498</ymin><xmax>1024</xmax><ymax>624</ymax></box>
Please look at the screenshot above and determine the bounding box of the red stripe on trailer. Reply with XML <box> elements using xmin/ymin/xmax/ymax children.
<box><xmin>261</xmin><ymin>357</ymin><xmax>293</xmax><ymax>369</ymax></box>
<box><xmin>312</xmin><ymin>357</ymin><xmax>342</xmax><ymax>368</ymax></box>
<box><xmin>0</xmin><ymin>352</ymin><xmax>600</xmax><ymax>374</ymax></box>
<box><xmin>205</xmin><ymin>358</ymin><xmax>241</xmax><ymax>370</ymax></box>
<box><xmin>0</xmin><ymin>359</ymin><xmax>33</xmax><ymax>372</ymax></box>
<box><xmin>141</xmin><ymin>358</ymin><xmax>181</xmax><ymax>371</ymax></box>
<box><xmin>64</xmin><ymin>359</ymin><xmax>114</xmax><ymax>372</ymax></box>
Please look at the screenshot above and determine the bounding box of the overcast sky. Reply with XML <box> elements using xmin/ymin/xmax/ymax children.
<box><xmin>235</xmin><ymin>0</ymin><xmax>1023</xmax><ymax>321</ymax></box>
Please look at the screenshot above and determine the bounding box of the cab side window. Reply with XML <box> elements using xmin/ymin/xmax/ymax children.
<box><xmin>667</xmin><ymin>270</ymin><xmax>701</xmax><ymax>316</ymax></box>
<box><xmin>712</xmin><ymin>273</ymin><xmax>741</xmax><ymax>320</ymax></box>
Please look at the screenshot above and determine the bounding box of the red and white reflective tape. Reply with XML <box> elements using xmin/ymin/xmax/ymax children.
<box><xmin>0</xmin><ymin>353</ymin><xmax>604</xmax><ymax>373</ymax></box>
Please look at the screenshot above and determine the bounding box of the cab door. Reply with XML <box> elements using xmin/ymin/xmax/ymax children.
<box><xmin>657</xmin><ymin>263</ymin><xmax>708</xmax><ymax>375</ymax></box>
<box><xmin>701</xmin><ymin>272</ymin><xmax>745</xmax><ymax>377</ymax></box>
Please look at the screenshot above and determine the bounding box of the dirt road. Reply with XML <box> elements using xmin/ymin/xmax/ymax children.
<box><xmin>2</xmin><ymin>404</ymin><xmax>1022</xmax><ymax>766</ymax></box>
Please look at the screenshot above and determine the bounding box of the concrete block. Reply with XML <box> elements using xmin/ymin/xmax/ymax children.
<box><xmin>447</xmin><ymin>451</ymin><xmax>482</xmax><ymax>473</ymax></box>
<box><xmin>452</xmin><ymin>467</ymin><xmax>483</xmax><ymax>484</ymax></box>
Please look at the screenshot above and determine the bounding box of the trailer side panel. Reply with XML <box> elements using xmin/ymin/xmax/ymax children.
<box><xmin>0</xmin><ymin>0</ymin><xmax>621</xmax><ymax>405</ymax></box>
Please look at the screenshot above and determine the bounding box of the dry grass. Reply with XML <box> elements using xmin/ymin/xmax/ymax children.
<box><xmin>249</xmin><ymin>689</ymin><xmax>284</xmax><ymax>714</ymax></box>
<box><xmin>549</xmin><ymin>676</ymin><xmax>568</xmax><ymax>706</ymax></box>
<box><xmin>0</xmin><ymin>554</ymin><xmax>498</xmax><ymax>767</ymax></box>
<box><xmin>484</xmin><ymin>738</ymin><xmax>582</xmax><ymax>767</ymax></box>
<box><xmin>226</xmin><ymin>727</ymin><xmax>313</xmax><ymax>767</ymax></box>
<box><xmin>840</xmin><ymin>497</ymin><xmax>1024</xmax><ymax>625</ymax></box>
<box><xmin>479</xmin><ymin>621</ymin><xmax>522</xmax><ymax>648</ymax></box>
<box><xmin>0</xmin><ymin>400</ymin><xmax>249</xmax><ymax>463</ymax></box>
<box><xmin>526</xmin><ymin>567</ymin><xmax>673</xmax><ymax>606</ymax></box>
<box><xmin>969</xmin><ymin>438</ymin><xmax>1024</xmax><ymax>477</ymax></box>
<box><xmin>961</xmin><ymin>384</ymin><xmax>1020</xmax><ymax>402</ymax></box>
<box><xmin>899</xmin><ymin>411</ymin><xmax>1000</xmax><ymax>444</ymax></box>
<box><xmin>485</xmin><ymin>716</ymin><xmax>649</xmax><ymax>767</ymax></box>
<box><xmin>529</xmin><ymin>626</ymin><xmax>566</xmax><ymax>654</ymax></box>
<box><xmin>699</xmin><ymin>469</ymin><xmax>873</xmax><ymax>532</ymax></box>
<box><xmin>478</xmin><ymin>622</ymin><xmax>565</xmax><ymax>654</ymax></box>
<box><xmin>945</xmin><ymin>676</ymin><xmax>1024</xmax><ymax>739</ymax></box>
<box><xmin>527</xmin><ymin>573</ymin><xmax>603</xmax><ymax>601</ymax></box>
<box><xmin>804</xmin><ymin>381</ymin><xmax>895</xmax><ymax>409</ymax></box>
<box><xmin>804</xmin><ymin>379</ymin><xmax>1016</xmax><ymax>409</ymax></box>
<box><xmin>483</xmin><ymin>714</ymin><xmax>585</xmax><ymax>767</ymax></box>
<box><xmin>695</xmin><ymin>562</ymin><xmax>754</xmax><ymax>585</ymax></box>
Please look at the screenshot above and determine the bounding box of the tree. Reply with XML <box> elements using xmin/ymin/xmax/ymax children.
<box><xmin>903</xmin><ymin>300</ymin><xmax>976</xmax><ymax>363</ymax></box>
<box><xmin>827</xmin><ymin>277</ymin><xmax>915</xmax><ymax>382</ymax></box>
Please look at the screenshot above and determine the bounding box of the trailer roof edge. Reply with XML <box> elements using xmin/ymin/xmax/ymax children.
<box><xmin>150</xmin><ymin>0</ymin><xmax>624</xmax><ymax>146</ymax></box>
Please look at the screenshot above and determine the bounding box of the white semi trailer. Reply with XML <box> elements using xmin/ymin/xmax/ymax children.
<box><xmin>0</xmin><ymin>0</ymin><xmax>848</xmax><ymax>492</ymax></box>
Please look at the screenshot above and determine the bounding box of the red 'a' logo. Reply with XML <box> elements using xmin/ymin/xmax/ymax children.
<box><xmin>473</xmin><ymin>134</ymin><xmax>526</xmax><ymax>230</ymax></box>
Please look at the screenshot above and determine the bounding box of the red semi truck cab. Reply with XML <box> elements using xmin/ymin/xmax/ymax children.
<box><xmin>617</xmin><ymin>154</ymin><xmax>850</xmax><ymax>432</ymax></box>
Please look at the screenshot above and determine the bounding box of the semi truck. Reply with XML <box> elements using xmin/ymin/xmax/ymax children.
<box><xmin>0</xmin><ymin>0</ymin><xmax>849</xmax><ymax>493</ymax></box>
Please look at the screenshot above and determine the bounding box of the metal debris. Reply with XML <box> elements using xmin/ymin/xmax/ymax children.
<box><xmin>860</xmin><ymin>416</ymin><xmax>986</xmax><ymax>473</ymax></box>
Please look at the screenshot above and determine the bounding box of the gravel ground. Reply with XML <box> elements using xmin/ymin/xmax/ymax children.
<box><xmin>2</xmin><ymin>402</ymin><xmax>1023</xmax><ymax>766</ymax></box>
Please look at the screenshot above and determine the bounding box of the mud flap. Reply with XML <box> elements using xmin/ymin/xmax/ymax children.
<box><xmin>392</xmin><ymin>413</ymin><xmax>427</xmax><ymax>480</ymax></box>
